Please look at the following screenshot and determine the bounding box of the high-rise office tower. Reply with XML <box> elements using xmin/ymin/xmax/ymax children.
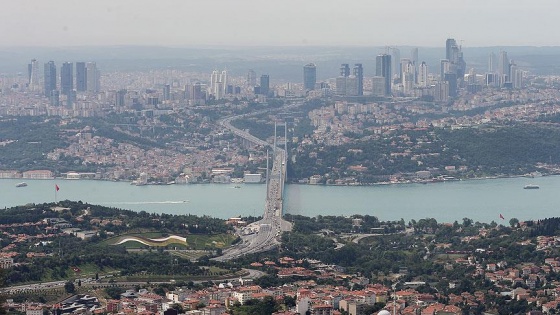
<box><xmin>498</xmin><ymin>51</ymin><xmax>510</xmax><ymax>83</ymax></box>
<box><xmin>345</xmin><ymin>75</ymin><xmax>358</xmax><ymax>96</ymax></box>
<box><xmin>303</xmin><ymin>63</ymin><xmax>317</xmax><ymax>90</ymax></box>
<box><xmin>220</xmin><ymin>70</ymin><xmax>228</xmax><ymax>95</ymax></box>
<box><xmin>210</xmin><ymin>70</ymin><xmax>227</xmax><ymax>99</ymax></box>
<box><xmin>60</xmin><ymin>62</ymin><xmax>73</xmax><ymax>95</ymax></box>
<box><xmin>67</xmin><ymin>90</ymin><xmax>76</xmax><ymax>107</ymax></box>
<box><xmin>340</xmin><ymin>64</ymin><xmax>350</xmax><ymax>77</ymax></box>
<box><xmin>488</xmin><ymin>52</ymin><xmax>496</xmax><ymax>73</ymax></box>
<box><xmin>411</xmin><ymin>48</ymin><xmax>419</xmax><ymax>83</ymax></box>
<box><xmin>401</xmin><ymin>59</ymin><xmax>415</xmax><ymax>95</ymax></box>
<box><xmin>371</xmin><ymin>76</ymin><xmax>386</xmax><ymax>97</ymax></box>
<box><xmin>163</xmin><ymin>84</ymin><xmax>171</xmax><ymax>101</ymax></box>
<box><xmin>115</xmin><ymin>89</ymin><xmax>127</xmax><ymax>107</ymax></box>
<box><xmin>50</xmin><ymin>90</ymin><xmax>60</xmax><ymax>106</ymax></box>
<box><xmin>411</xmin><ymin>48</ymin><xmax>418</xmax><ymax>65</ymax></box>
<box><xmin>353</xmin><ymin>64</ymin><xmax>363</xmax><ymax>96</ymax></box>
<box><xmin>418</xmin><ymin>62</ymin><xmax>428</xmax><ymax>87</ymax></box>
<box><xmin>440</xmin><ymin>59</ymin><xmax>450</xmax><ymax>81</ymax></box>
<box><xmin>376</xmin><ymin>54</ymin><xmax>392</xmax><ymax>96</ymax></box>
<box><xmin>260</xmin><ymin>75</ymin><xmax>270</xmax><ymax>95</ymax></box>
<box><xmin>444</xmin><ymin>38</ymin><xmax>466</xmax><ymax>85</ymax></box>
<box><xmin>390</xmin><ymin>47</ymin><xmax>400</xmax><ymax>81</ymax></box>
<box><xmin>190</xmin><ymin>82</ymin><xmax>203</xmax><ymax>101</ymax></box>
<box><xmin>444</xmin><ymin>72</ymin><xmax>458</xmax><ymax>97</ymax></box>
<box><xmin>247</xmin><ymin>69</ymin><xmax>257</xmax><ymax>87</ymax></box>
<box><xmin>210</xmin><ymin>70</ymin><xmax>219</xmax><ymax>93</ymax></box>
<box><xmin>446</xmin><ymin>38</ymin><xmax>457</xmax><ymax>61</ymax></box>
<box><xmin>336</xmin><ymin>64</ymin><xmax>350</xmax><ymax>96</ymax></box>
<box><xmin>28</xmin><ymin>59</ymin><xmax>40</xmax><ymax>90</ymax></box>
<box><xmin>86</xmin><ymin>62</ymin><xmax>100</xmax><ymax>92</ymax></box>
<box><xmin>336</xmin><ymin>76</ymin><xmax>347</xmax><ymax>95</ymax></box>
<box><xmin>44</xmin><ymin>61</ymin><xmax>57</xmax><ymax>97</ymax></box>
<box><xmin>75</xmin><ymin>62</ymin><xmax>87</xmax><ymax>92</ymax></box>
<box><xmin>28</xmin><ymin>62</ymin><xmax>32</xmax><ymax>85</ymax></box>
<box><xmin>510</xmin><ymin>64</ymin><xmax>523</xmax><ymax>89</ymax></box>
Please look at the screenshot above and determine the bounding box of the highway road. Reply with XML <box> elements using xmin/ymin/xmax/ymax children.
<box><xmin>214</xmin><ymin>103</ymin><xmax>298</xmax><ymax>261</ymax></box>
<box><xmin>0</xmin><ymin>269</ymin><xmax>266</xmax><ymax>294</ymax></box>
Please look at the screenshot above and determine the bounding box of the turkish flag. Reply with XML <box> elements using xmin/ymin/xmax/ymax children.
<box><xmin>55</xmin><ymin>184</ymin><xmax>60</xmax><ymax>192</ymax></box>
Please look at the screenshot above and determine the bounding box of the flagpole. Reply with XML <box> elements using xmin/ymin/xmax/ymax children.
<box><xmin>55</xmin><ymin>184</ymin><xmax>57</xmax><ymax>204</ymax></box>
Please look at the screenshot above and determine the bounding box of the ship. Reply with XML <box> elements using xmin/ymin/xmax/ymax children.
<box><xmin>523</xmin><ymin>184</ymin><xmax>540</xmax><ymax>189</ymax></box>
<box><xmin>15</xmin><ymin>182</ymin><xmax>27</xmax><ymax>187</ymax></box>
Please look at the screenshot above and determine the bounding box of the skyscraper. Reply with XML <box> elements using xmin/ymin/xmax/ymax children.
<box><xmin>247</xmin><ymin>69</ymin><xmax>256</xmax><ymax>87</ymax></box>
<box><xmin>86</xmin><ymin>62</ymin><xmax>100</xmax><ymax>92</ymax></box>
<box><xmin>303</xmin><ymin>63</ymin><xmax>317</xmax><ymax>91</ymax></box>
<box><xmin>418</xmin><ymin>62</ymin><xmax>428</xmax><ymax>87</ymax></box>
<box><xmin>411</xmin><ymin>48</ymin><xmax>419</xmax><ymax>83</ymax></box>
<box><xmin>353</xmin><ymin>64</ymin><xmax>363</xmax><ymax>96</ymax></box>
<box><xmin>444</xmin><ymin>38</ymin><xmax>466</xmax><ymax>81</ymax></box>
<box><xmin>76</xmin><ymin>62</ymin><xmax>87</xmax><ymax>92</ymax></box>
<box><xmin>445</xmin><ymin>72</ymin><xmax>458</xmax><ymax>97</ymax></box>
<box><xmin>220</xmin><ymin>70</ymin><xmax>228</xmax><ymax>95</ymax></box>
<box><xmin>390</xmin><ymin>47</ymin><xmax>400</xmax><ymax>81</ymax></box>
<box><xmin>488</xmin><ymin>52</ymin><xmax>496</xmax><ymax>73</ymax></box>
<box><xmin>28</xmin><ymin>59</ymin><xmax>40</xmax><ymax>91</ymax></box>
<box><xmin>376</xmin><ymin>54</ymin><xmax>392</xmax><ymax>96</ymax></box>
<box><xmin>210</xmin><ymin>70</ymin><xmax>227</xmax><ymax>99</ymax></box>
<box><xmin>411</xmin><ymin>48</ymin><xmax>418</xmax><ymax>66</ymax></box>
<box><xmin>340</xmin><ymin>64</ymin><xmax>350</xmax><ymax>77</ymax></box>
<box><xmin>60</xmin><ymin>62</ymin><xmax>73</xmax><ymax>95</ymax></box>
<box><xmin>401</xmin><ymin>59</ymin><xmax>414</xmax><ymax>94</ymax></box>
<box><xmin>260</xmin><ymin>75</ymin><xmax>270</xmax><ymax>95</ymax></box>
<box><xmin>163</xmin><ymin>84</ymin><xmax>171</xmax><ymax>101</ymax></box>
<box><xmin>498</xmin><ymin>51</ymin><xmax>510</xmax><ymax>84</ymax></box>
<box><xmin>336</xmin><ymin>64</ymin><xmax>350</xmax><ymax>96</ymax></box>
<box><xmin>115</xmin><ymin>89</ymin><xmax>127</xmax><ymax>108</ymax></box>
<box><xmin>440</xmin><ymin>59</ymin><xmax>450</xmax><ymax>81</ymax></box>
<box><xmin>44</xmin><ymin>61</ymin><xmax>57</xmax><ymax>97</ymax></box>
<box><xmin>446</xmin><ymin>38</ymin><xmax>457</xmax><ymax>61</ymax></box>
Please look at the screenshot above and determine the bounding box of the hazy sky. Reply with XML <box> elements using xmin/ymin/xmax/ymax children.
<box><xmin>1</xmin><ymin>0</ymin><xmax>559</xmax><ymax>47</ymax></box>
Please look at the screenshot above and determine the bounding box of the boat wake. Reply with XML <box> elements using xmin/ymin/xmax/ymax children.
<box><xmin>101</xmin><ymin>200</ymin><xmax>189</xmax><ymax>205</ymax></box>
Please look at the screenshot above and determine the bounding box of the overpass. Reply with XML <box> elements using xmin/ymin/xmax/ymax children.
<box><xmin>214</xmin><ymin>106</ymin><xmax>296</xmax><ymax>261</ymax></box>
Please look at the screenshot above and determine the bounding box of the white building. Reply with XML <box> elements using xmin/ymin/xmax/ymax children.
<box><xmin>243</xmin><ymin>173</ymin><xmax>262</xmax><ymax>183</ymax></box>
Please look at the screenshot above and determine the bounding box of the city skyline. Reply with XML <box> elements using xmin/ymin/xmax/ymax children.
<box><xmin>1</xmin><ymin>0</ymin><xmax>559</xmax><ymax>47</ymax></box>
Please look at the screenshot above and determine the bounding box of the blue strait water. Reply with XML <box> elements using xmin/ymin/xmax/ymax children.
<box><xmin>1</xmin><ymin>176</ymin><xmax>557</xmax><ymax>223</ymax></box>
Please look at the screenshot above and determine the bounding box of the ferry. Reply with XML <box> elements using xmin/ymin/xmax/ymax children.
<box><xmin>15</xmin><ymin>182</ymin><xmax>28</xmax><ymax>187</ymax></box>
<box><xmin>523</xmin><ymin>184</ymin><xmax>540</xmax><ymax>189</ymax></box>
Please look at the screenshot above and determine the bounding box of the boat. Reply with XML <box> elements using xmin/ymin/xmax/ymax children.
<box><xmin>523</xmin><ymin>184</ymin><xmax>540</xmax><ymax>189</ymax></box>
<box><xmin>15</xmin><ymin>182</ymin><xmax>27</xmax><ymax>187</ymax></box>
<box><xmin>234</xmin><ymin>186</ymin><xmax>241</xmax><ymax>189</ymax></box>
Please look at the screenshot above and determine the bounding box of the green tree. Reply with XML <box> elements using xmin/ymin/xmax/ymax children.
<box><xmin>105</xmin><ymin>287</ymin><xmax>125</xmax><ymax>300</ymax></box>
<box><xmin>509</xmin><ymin>217</ymin><xmax>519</xmax><ymax>228</ymax></box>
<box><xmin>64</xmin><ymin>281</ymin><xmax>75</xmax><ymax>294</ymax></box>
